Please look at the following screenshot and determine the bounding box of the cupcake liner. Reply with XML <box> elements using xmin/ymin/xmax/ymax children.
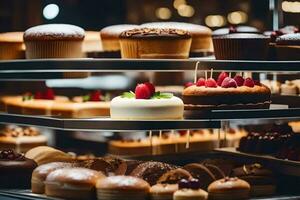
<box><xmin>213</xmin><ymin>38</ymin><xmax>269</xmax><ymax>60</ymax></box>
<box><xmin>120</xmin><ymin>39</ymin><xmax>139</xmax><ymax>58</ymax></box>
<box><xmin>0</xmin><ymin>42</ymin><xmax>24</xmax><ymax>59</ymax></box>
<box><xmin>138</xmin><ymin>39</ymin><xmax>191</xmax><ymax>59</ymax></box>
<box><xmin>97</xmin><ymin>189</ymin><xmax>148</xmax><ymax>200</ymax></box>
<box><xmin>25</xmin><ymin>40</ymin><xmax>83</xmax><ymax>59</ymax></box>
<box><xmin>102</xmin><ymin>38</ymin><xmax>120</xmax><ymax>52</ymax></box>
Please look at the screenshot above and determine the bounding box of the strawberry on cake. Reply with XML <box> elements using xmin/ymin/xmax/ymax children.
<box><xmin>110</xmin><ymin>82</ymin><xmax>184</xmax><ymax>119</ymax></box>
<box><xmin>183</xmin><ymin>72</ymin><xmax>271</xmax><ymax>110</ymax></box>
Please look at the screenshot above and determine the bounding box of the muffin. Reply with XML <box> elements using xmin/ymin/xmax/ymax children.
<box><xmin>31</xmin><ymin>162</ymin><xmax>75</xmax><ymax>194</ymax></box>
<box><xmin>142</xmin><ymin>22</ymin><xmax>212</xmax><ymax>56</ymax></box>
<box><xmin>173</xmin><ymin>179</ymin><xmax>208</xmax><ymax>200</ymax></box>
<box><xmin>276</xmin><ymin>33</ymin><xmax>300</xmax><ymax>60</ymax></box>
<box><xmin>213</xmin><ymin>33</ymin><xmax>269</xmax><ymax>60</ymax></box>
<box><xmin>23</xmin><ymin>24</ymin><xmax>85</xmax><ymax>58</ymax></box>
<box><xmin>208</xmin><ymin>177</ymin><xmax>250</xmax><ymax>200</ymax></box>
<box><xmin>150</xmin><ymin>183</ymin><xmax>178</xmax><ymax>200</ymax></box>
<box><xmin>119</xmin><ymin>28</ymin><xmax>192</xmax><ymax>59</ymax></box>
<box><xmin>100</xmin><ymin>24</ymin><xmax>139</xmax><ymax>53</ymax></box>
<box><xmin>231</xmin><ymin>163</ymin><xmax>276</xmax><ymax>197</ymax></box>
<box><xmin>45</xmin><ymin>167</ymin><xmax>105</xmax><ymax>200</ymax></box>
<box><xmin>96</xmin><ymin>176</ymin><xmax>150</xmax><ymax>200</ymax></box>
<box><xmin>0</xmin><ymin>32</ymin><xmax>24</xmax><ymax>59</ymax></box>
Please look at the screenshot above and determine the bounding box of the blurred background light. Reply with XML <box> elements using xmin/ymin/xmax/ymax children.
<box><xmin>205</xmin><ymin>15</ymin><xmax>226</xmax><ymax>27</ymax></box>
<box><xmin>282</xmin><ymin>1</ymin><xmax>300</xmax><ymax>13</ymax></box>
<box><xmin>43</xmin><ymin>4</ymin><xmax>59</xmax><ymax>20</ymax></box>
<box><xmin>177</xmin><ymin>4</ymin><xmax>195</xmax><ymax>17</ymax></box>
<box><xmin>173</xmin><ymin>0</ymin><xmax>187</xmax><ymax>9</ymax></box>
<box><xmin>228</xmin><ymin>11</ymin><xmax>248</xmax><ymax>24</ymax></box>
<box><xmin>155</xmin><ymin>7</ymin><xmax>172</xmax><ymax>20</ymax></box>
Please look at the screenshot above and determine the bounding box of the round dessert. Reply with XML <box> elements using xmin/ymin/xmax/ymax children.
<box><xmin>142</xmin><ymin>22</ymin><xmax>212</xmax><ymax>56</ymax></box>
<box><xmin>213</xmin><ymin>26</ymin><xmax>260</xmax><ymax>36</ymax></box>
<box><xmin>0</xmin><ymin>32</ymin><xmax>24</xmax><ymax>59</ymax></box>
<box><xmin>183</xmin><ymin>72</ymin><xmax>271</xmax><ymax>112</ymax></box>
<box><xmin>0</xmin><ymin>125</ymin><xmax>47</xmax><ymax>153</ymax></box>
<box><xmin>158</xmin><ymin>168</ymin><xmax>193</xmax><ymax>184</ymax></box>
<box><xmin>276</xmin><ymin>33</ymin><xmax>300</xmax><ymax>60</ymax></box>
<box><xmin>23</xmin><ymin>24</ymin><xmax>85</xmax><ymax>59</ymax></box>
<box><xmin>119</xmin><ymin>28</ymin><xmax>192</xmax><ymax>59</ymax></box>
<box><xmin>45</xmin><ymin>167</ymin><xmax>105</xmax><ymax>200</ymax></box>
<box><xmin>212</xmin><ymin>33</ymin><xmax>269</xmax><ymax>60</ymax></box>
<box><xmin>130</xmin><ymin>161</ymin><xmax>176</xmax><ymax>186</ymax></box>
<box><xmin>207</xmin><ymin>177</ymin><xmax>250</xmax><ymax>200</ymax></box>
<box><xmin>281</xmin><ymin>80</ymin><xmax>298</xmax><ymax>95</ymax></box>
<box><xmin>96</xmin><ymin>175</ymin><xmax>150</xmax><ymax>200</ymax></box>
<box><xmin>183</xmin><ymin>163</ymin><xmax>216</xmax><ymax>189</ymax></box>
<box><xmin>173</xmin><ymin>179</ymin><xmax>208</xmax><ymax>200</ymax></box>
<box><xmin>0</xmin><ymin>149</ymin><xmax>37</xmax><ymax>188</ymax></box>
<box><xmin>31</xmin><ymin>162</ymin><xmax>76</xmax><ymax>194</ymax></box>
<box><xmin>25</xmin><ymin>146</ymin><xmax>73</xmax><ymax>165</ymax></box>
<box><xmin>150</xmin><ymin>183</ymin><xmax>178</xmax><ymax>200</ymax></box>
<box><xmin>231</xmin><ymin>163</ymin><xmax>276</xmax><ymax>197</ymax></box>
<box><xmin>100</xmin><ymin>24</ymin><xmax>139</xmax><ymax>53</ymax></box>
<box><xmin>110</xmin><ymin>82</ymin><xmax>184</xmax><ymax>120</ymax></box>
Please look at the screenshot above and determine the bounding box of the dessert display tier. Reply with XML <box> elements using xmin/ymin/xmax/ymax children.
<box><xmin>0</xmin><ymin>105</ymin><xmax>299</xmax><ymax>131</ymax></box>
<box><xmin>0</xmin><ymin>59</ymin><xmax>299</xmax><ymax>79</ymax></box>
<box><xmin>215</xmin><ymin>147</ymin><xmax>300</xmax><ymax>177</ymax></box>
<box><xmin>1</xmin><ymin>190</ymin><xmax>300</xmax><ymax>200</ymax></box>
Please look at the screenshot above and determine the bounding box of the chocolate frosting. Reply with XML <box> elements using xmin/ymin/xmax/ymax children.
<box><xmin>119</xmin><ymin>28</ymin><xmax>191</xmax><ymax>39</ymax></box>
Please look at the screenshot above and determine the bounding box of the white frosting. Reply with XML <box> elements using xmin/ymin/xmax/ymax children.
<box><xmin>110</xmin><ymin>96</ymin><xmax>184</xmax><ymax>120</ymax></box>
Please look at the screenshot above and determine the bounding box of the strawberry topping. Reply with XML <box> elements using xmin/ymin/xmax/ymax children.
<box><xmin>221</xmin><ymin>77</ymin><xmax>238</xmax><ymax>88</ymax></box>
<box><xmin>89</xmin><ymin>90</ymin><xmax>102</xmax><ymax>101</ymax></box>
<box><xmin>217</xmin><ymin>72</ymin><xmax>229</xmax><ymax>86</ymax></box>
<box><xmin>34</xmin><ymin>91</ymin><xmax>43</xmax><ymax>99</ymax></box>
<box><xmin>205</xmin><ymin>78</ymin><xmax>218</xmax><ymax>88</ymax></box>
<box><xmin>196</xmin><ymin>78</ymin><xmax>206</xmax><ymax>87</ymax></box>
<box><xmin>185</xmin><ymin>82</ymin><xmax>195</xmax><ymax>88</ymax></box>
<box><xmin>144</xmin><ymin>82</ymin><xmax>155</xmax><ymax>96</ymax></box>
<box><xmin>43</xmin><ymin>88</ymin><xmax>55</xmax><ymax>100</ymax></box>
<box><xmin>135</xmin><ymin>83</ymin><xmax>152</xmax><ymax>99</ymax></box>
<box><xmin>233</xmin><ymin>75</ymin><xmax>245</xmax><ymax>86</ymax></box>
<box><xmin>243</xmin><ymin>77</ymin><xmax>255</xmax><ymax>87</ymax></box>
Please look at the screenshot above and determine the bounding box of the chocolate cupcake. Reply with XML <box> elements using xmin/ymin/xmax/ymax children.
<box><xmin>276</xmin><ymin>33</ymin><xmax>300</xmax><ymax>60</ymax></box>
<box><xmin>24</xmin><ymin>24</ymin><xmax>85</xmax><ymax>59</ymax></box>
<box><xmin>213</xmin><ymin>33</ymin><xmax>269</xmax><ymax>60</ymax></box>
<box><xmin>119</xmin><ymin>28</ymin><xmax>192</xmax><ymax>59</ymax></box>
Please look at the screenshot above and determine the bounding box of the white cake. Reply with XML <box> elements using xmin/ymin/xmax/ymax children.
<box><xmin>110</xmin><ymin>96</ymin><xmax>184</xmax><ymax>120</ymax></box>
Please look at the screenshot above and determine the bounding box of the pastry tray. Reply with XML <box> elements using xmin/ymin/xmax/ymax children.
<box><xmin>0</xmin><ymin>190</ymin><xmax>300</xmax><ymax>200</ymax></box>
<box><xmin>215</xmin><ymin>147</ymin><xmax>300</xmax><ymax>177</ymax></box>
<box><xmin>0</xmin><ymin>59</ymin><xmax>299</xmax><ymax>80</ymax></box>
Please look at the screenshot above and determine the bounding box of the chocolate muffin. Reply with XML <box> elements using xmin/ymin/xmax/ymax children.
<box><xmin>231</xmin><ymin>163</ymin><xmax>276</xmax><ymax>196</ymax></box>
<box><xmin>213</xmin><ymin>33</ymin><xmax>269</xmax><ymax>60</ymax></box>
<box><xmin>130</xmin><ymin>161</ymin><xmax>177</xmax><ymax>185</ymax></box>
<box><xmin>119</xmin><ymin>28</ymin><xmax>192</xmax><ymax>59</ymax></box>
<box><xmin>276</xmin><ymin>33</ymin><xmax>300</xmax><ymax>60</ymax></box>
<box><xmin>0</xmin><ymin>149</ymin><xmax>37</xmax><ymax>188</ymax></box>
<box><xmin>24</xmin><ymin>24</ymin><xmax>85</xmax><ymax>58</ymax></box>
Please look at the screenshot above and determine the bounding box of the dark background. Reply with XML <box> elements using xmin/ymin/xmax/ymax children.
<box><xmin>0</xmin><ymin>0</ymin><xmax>297</xmax><ymax>32</ymax></box>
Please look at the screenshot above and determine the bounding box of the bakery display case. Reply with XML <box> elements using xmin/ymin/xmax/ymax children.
<box><xmin>1</xmin><ymin>0</ymin><xmax>300</xmax><ymax>199</ymax></box>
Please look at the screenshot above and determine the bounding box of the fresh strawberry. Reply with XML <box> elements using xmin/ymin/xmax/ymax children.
<box><xmin>90</xmin><ymin>90</ymin><xmax>102</xmax><ymax>101</ymax></box>
<box><xmin>196</xmin><ymin>78</ymin><xmax>206</xmax><ymax>87</ymax></box>
<box><xmin>221</xmin><ymin>77</ymin><xmax>238</xmax><ymax>88</ymax></box>
<box><xmin>254</xmin><ymin>80</ymin><xmax>261</xmax><ymax>86</ymax></box>
<box><xmin>185</xmin><ymin>82</ymin><xmax>195</xmax><ymax>88</ymax></box>
<box><xmin>243</xmin><ymin>78</ymin><xmax>255</xmax><ymax>87</ymax></box>
<box><xmin>34</xmin><ymin>91</ymin><xmax>43</xmax><ymax>99</ymax></box>
<box><xmin>205</xmin><ymin>78</ymin><xmax>218</xmax><ymax>88</ymax></box>
<box><xmin>233</xmin><ymin>75</ymin><xmax>244</xmax><ymax>86</ymax></box>
<box><xmin>144</xmin><ymin>82</ymin><xmax>155</xmax><ymax>96</ymax></box>
<box><xmin>135</xmin><ymin>83</ymin><xmax>151</xmax><ymax>99</ymax></box>
<box><xmin>217</xmin><ymin>72</ymin><xmax>228</xmax><ymax>86</ymax></box>
<box><xmin>43</xmin><ymin>88</ymin><xmax>55</xmax><ymax>100</ymax></box>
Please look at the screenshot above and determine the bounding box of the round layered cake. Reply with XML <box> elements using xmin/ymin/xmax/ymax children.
<box><xmin>110</xmin><ymin>82</ymin><xmax>184</xmax><ymax>120</ymax></box>
<box><xmin>183</xmin><ymin>72</ymin><xmax>271</xmax><ymax>111</ymax></box>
